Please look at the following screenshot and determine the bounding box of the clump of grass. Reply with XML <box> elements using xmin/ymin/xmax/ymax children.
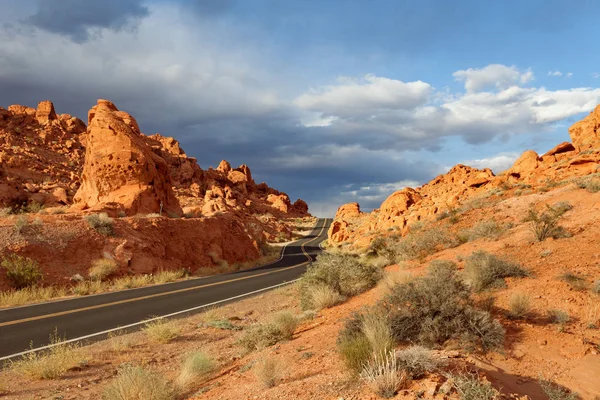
<box><xmin>103</xmin><ymin>364</ymin><xmax>173</xmax><ymax>400</ymax></box>
<box><xmin>548</xmin><ymin>309</ymin><xmax>570</xmax><ymax>330</ymax></box>
<box><xmin>361</xmin><ymin>310</ymin><xmax>394</xmax><ymax>357</ymax></box>
<box><xmin>461</xmin><ymin>220</ymin><xmax>503</xmax><ymax>242</ymax></box>
<box><xmin>395</xmin><ymin>345</ymin><xmax>442</xmax><ymax>379</ymax></box>
<box><xmin>153</xmin><ymin>269</ymin><xmax>186</xmax><ymax>284</ymax></box>
<box><xmin>378</xmin><ymin>269</ymin><xmax>413</xmax><ymax>295</ymax></box>
<box><xmin>238</xmin><ymin>311</ymin><xmax>298</xmax><ymax>352</ymax></box>
<box><xmin>385</xmin><ymin>261</ymin><xmax>505</xmax><ymax>352</ymax></box>
<box><xmin>452</xmin><ymin>373</ymin><xmax>498</xmax><ymax>400</ymax></box>
<box><xmin>507</xmin><ymin>293</ymin><xmax>531</xmax><ymax>320</ymax></box>
<box><xmin>576</xmin><ymin>177</ymin><xmax>600</xmax><ymax>193</ymax></box>
<box><xmin>89</xmin><ymin>258</ymin><xmax>118</xmax><ymax>281</ymax></box>
<box><xmin>143</xmin><ymin>318</ymin><xmax>181</xmax><ymax>344</ymax></box>
<box><xmin>464</xmin><ymin>251</ymin><xmax>528</xmax><ymax>292</ymax></box>
<box><xmin>254</xmin><ymin>357</ymin><xmax>282</xmax><ymax>388</ymax></box>
<box><xmin>337</xmin><ymin>328</ymin><xmax>373</xmax><ymax>374</ymax></box>
<box><xmin>558</xmin><ymin>272</ymin><xmax>588</xmax><ymax>291</ymax></box>
<box><xmin>392</xmin><ymin>228</ymin><xmax>459</xmax><ymax>261</ymax></box>
<box><xmin>539</xmin><ymin>378</ymin><xmax>579</xmax><ymax>400</ymax></box>
<box><xmin>525</xmin><ymin>204</ymin><xmax>570</xmax><ymax>242</ymax></box>
<box><xmin>204</xmin><ymin>319</ymin><xmax>240</xmax><ymax>330</ymax></box>
<box><xmin>1</xmin><ymin>254</ymin><xmax>43</xmax><ymax>289</ymax></box>
<box><xmin>71</xmin><ymin>279</ymin><xmax>105</xmax><ymax>296</ymax></box>
<box><xmin>176</xmin><ymin>351</ymin><xmax>215</xmax><ymax>390</ymax></box>
<box><xmin>360</xmin><ymin>351</ymin><xmax>406</xmax><ymax>399</ymax></box>
<box><xmin>14</xmin><ymin>215</ymin><xmax>29</xmax><ymax>234</ymax></box>
<box><xmin>10</xmin><ymin>330</ymin><xmax>81</xmax><ymax>380</ymax></box>
<box><xmin>272</xmin><ymin>310</ymin><xmax>299</xmax><ymax>339</ymax></box>
<box><xmin>308</xmin><ymin>285</ymin><xmax>345</xmax><ymax>310</ymax></box>
<box><xmin>111</xmin><ymin>275</ymin><xmax>153</xmax><ymax>290</ymax></box>
<box><xmin>85</xmin><ymin>212</ymin><xmax>114</xmax><ymax>236</ymax></box>
<box><xmin>299</xmin><ymin>252</ymin><xmax>382</xmax><ymax>310</ymax></box>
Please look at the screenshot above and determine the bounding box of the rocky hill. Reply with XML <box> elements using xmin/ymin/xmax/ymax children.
<box><xmin>0</xmin><ymin>99</ymin><xmax>311</xmax><ymax>288</ymax></box>
<box><xmin>328</xmin><ymin>105</ymin><xmax>600</xmax><ymax>248</ymax></box>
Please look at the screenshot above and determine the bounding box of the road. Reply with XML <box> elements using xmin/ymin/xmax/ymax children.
<box><xmin>0</xmin><ymin>218</ymin><xmax>331</xmax><ymax>360</ymax></box>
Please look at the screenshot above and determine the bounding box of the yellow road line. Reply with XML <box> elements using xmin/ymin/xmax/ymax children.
<box><xmin>0</xmin><ymin>220</ymin><xmax>328</xmax><ymax>328</ymax></box>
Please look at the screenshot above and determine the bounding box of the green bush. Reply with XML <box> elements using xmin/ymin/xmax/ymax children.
<box><xmin>1</xmin><ymin>254</ymin><xmax>43</xmax><ymax>289</ymax></box>
<box><xmin>299</xmin><ymin>253</ymin><xmax>382</xmax><ymax>310</ymax></box>
<box><xmin>85</xmin><ymin>213</ymin><xmax>114</xmax><ymax>236</ymax></box>
<box><xmin>525</xmin><ymin>204</ymin><xmax>571</xmax><ymax>242</ymax></box>
<box><xmin>464</xmin><ymin>251</ymin><xmax>528</xmax><ymax>292</ymax></box>
<box><xmin>385</xmin><ymin>261</ymin><xmax>505</xmax><ymax>352</ymax></box>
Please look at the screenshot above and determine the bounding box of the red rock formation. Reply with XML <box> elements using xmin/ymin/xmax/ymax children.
<box><xmin>73</xmin><ymin>100</ymin><xmax>182</xmax><ymax>216</ymax></box>
<box><xmin>569</xmin><ymin>105</ymin><xmax>600</xmax><ymax>152</ymax></box>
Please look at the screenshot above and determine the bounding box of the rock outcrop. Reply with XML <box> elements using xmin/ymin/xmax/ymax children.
<box><xmin>73</xmin><ymin>100</ymin><xmax>182</xmax><ymax>216</ymax></box>
<box><xmin>328</xmin><ymin>105</ymin><xmax>600</xmax><ymax>247</ymax></box>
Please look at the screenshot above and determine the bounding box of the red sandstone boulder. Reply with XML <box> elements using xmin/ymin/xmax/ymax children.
<box><xmin>73</xmin><ymin>100</ymin><xmax>182</xmax><ymax>216</ymax></box>
<box><xmin>569</xmin><ymin>105</ymin><xmax>600</xmax><ymax>152</ymax></box>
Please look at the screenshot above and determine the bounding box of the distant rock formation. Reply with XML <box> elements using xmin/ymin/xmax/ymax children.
<box><xmin>73</xmin><ymin>100</ymin><xmax>182</xmax><ymax>216</ymax></box>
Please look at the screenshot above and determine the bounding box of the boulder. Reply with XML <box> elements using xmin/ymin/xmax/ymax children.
<box><xmin>35</xmin><ymin>101</ymin><xmax>58</xmax><ymax>124</ymax></box>
<box><xmin>569</xmin><ymin>105</ymin><xmax>600</xmax><ymax>152</ymax></box>
<box><xmin>73</xmin><ymin>100</ymin><xmax>182</xmax><ymax>216</ymax></box>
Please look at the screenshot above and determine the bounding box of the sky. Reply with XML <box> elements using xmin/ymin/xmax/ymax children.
<box><xmin>1</xmin><ymin>0</ymin><xmax>600</xmax><ymax>216</ymax></box>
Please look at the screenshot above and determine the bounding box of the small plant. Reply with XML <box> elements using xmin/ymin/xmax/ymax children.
<box><xmin>548</xmin><ymin>309</ymin><xmax>570</xmax><ymax>329</ymax></box>
<box><xmin>452</xmin><ymin>373</ymin><xmax>498</xmax><ymax>400</ymax></box>
<box><xmin>254</xmin><ymin>357</ymin><xmax>281</xmax><ymax>388</ymax></box>
<box><xmin>378</xmin><ymin>269</ymin><xmax>413</xmax><ymax>295</ymax></box>
<box><xmin>361</xmin><ymin>310</ymin><xmax>394</xmax><ymax>357</ymax></box>
<box><xmin>204</xmin><ymin>319</ymin><xmax>240</xmax><ymax>330</ymax></box>
<box><xmin>464</xmin><ymin>251</ymin><xmax>528</xmax><ymax>292</ymax></box>
<box><xmin>153</xmin><ymin>269</ymin><xmax>186</xmax><ymax>284</ymax></box>
<box><xmin>89</xmin><ymin>258</ymin><xmax>118</xmax><ymax>281</ymax></box>
<box><xmin>558</xmin><ymin>272</ymin><xmax>588</xmax><ymax>291</ymax></box>
<box><xmin>392</xmin><ymin>228</ymin><xmax>459</xmax><ymax>261</ymax></box>
<box><xmin>308</xmin><ymin>284</ymin><xmax>344</xmax><ymax>310</ymax></box>
<box><xmin>395</xmin><ymin>345</ymin><xmax>442</xmax><ymax>378</ymax></box>
<box><xmin>272</xmin><ymin>311</ymin><xmax>299</xmax><ymax>339</ymax></box>
<box><xmin>14</xmin><ymin>215</ymin><xmax>29</xmax><ymax>234</ymax></box>
<box><xmin>1</xmin><ymin>254</ymin><xmax>43</xmax><ymax>289</ymax></box>
<box><xmin>462</xmin><ymin>220</ymin><xmax>503</xmax><ymax>241</ymax></box>
<box><xmin>539</xmin><ymin>378</ymin><xmax>579</xmax><ymax>400</ymax></box>
<box><xmin>10</xmin><ymin>330</ymin><xmax>81</xmax><ymax>380</ymax></box>
<box><xmin>507</xmin><ymin>293</ymin><xmax>531</xmax><ymax>319</ymax></box>
<box><xmin>577</xmin><ymin>178</ymin><xmax>600</xmax><ymax>193</ymax></box>
<box><xmin>85</xmin><ymin>213</ymin><xmax>114</xmax><ymax>236</ymax></box>
<box><xmin>103</xmin><ymin>364</ymin><xmax>173</xmax><ymax>400</ymax></box>
<box><xmin>238</xmin><ymin>323</ymin><xmax>285</xmax><ymax>352</ymax></box>
<box><xmin>143</xmin><ymin>318</ymin><xmax>181</xmax><ymax>344</ymax></box>
<box><xmin>176</xmin><ymin>351</ymin><xmax>215</xmax><ymax>390</ymax></box>
<box><xmin>526</xmin><ymin>204</ymin><xmax>570</xmax><ymax>242</ymax></box>
<box><xmin>337</xmin><ymin>332</ymin><xmax>372</xmax><ymax>375</ymax></box>
<box><xmin>360</xmin><ymin>351</ymin><xmax>406</xmax><ymax>398</ymax></box>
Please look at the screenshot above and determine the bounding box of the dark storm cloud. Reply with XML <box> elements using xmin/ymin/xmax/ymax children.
<box><xmin>27</xmin><ymin>0</ymin><xmax>149</xmax><ymax>42</ymax></box>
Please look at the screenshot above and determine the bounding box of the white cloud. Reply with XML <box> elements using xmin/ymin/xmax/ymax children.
<box><xmin>593</xmin><ymin>73</ymin><xmax>600</xmax><ymax>79</ymax></box>
<box><xmin>548</xmin><ymin>70</ymin><xmax>563</xmax><ymax>77</ymax></box>
<box><xmin>453</xmin><ymin>64</ymin><xmax>533</xmax><ymax>93</ymax></box>
<box><xmin>566</xmin><ymin>72</ymin><xmax>573</xmax><ymax>78</ymax></box>
<box><xmin>460</xmin><ymin>152</ymin><xmax>520</xmax><ymax>173</ymax></box>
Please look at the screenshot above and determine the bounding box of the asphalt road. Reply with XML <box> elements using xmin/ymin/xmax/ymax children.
<box><xmin>0</xmin><ymin>218</ymin><xmax>331</xmax><ymax>360</ymax></box>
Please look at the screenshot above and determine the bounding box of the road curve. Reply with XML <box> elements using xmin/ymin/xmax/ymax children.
<box><xmin>0</xmin><ymin>218</ymin><xmax>331</xmax><ymax>360</ymax></box>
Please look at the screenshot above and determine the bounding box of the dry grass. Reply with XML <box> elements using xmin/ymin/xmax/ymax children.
<box><xmin>85</xmin><ymin>212</ymin><xmax>114</xmax><ymax>236</ymax></box>
<box><xmin>378</xmin><ymin>269</ymin><xmax>413</xmax><ymax>295</ymax></box>
<box><xmin>539</xmin><ymin>378</ymin><xmax>579</xmax><ymax>400</ymax></box>
<box><xmin>464</xmin><ymin>251</ymin><xmax>528</xmax><ymax>292</ymax></box>
<box><xmin>360</xmin><ymin>351</ymin><xmax>406</xmax><ymax>399</ymax></box>
<box><xmin>361</xmin><ymin>311</ymin><xmax>394</xmax><ymax>357</ymax></box>
<box><xmin>307</xmin><ymin>285</ymin><xmax>344</xmax><ymax>310</ymax></box>
<box><xmin>153</xmin><ymin>269</ymin><xmax>186</xmax><ymax>284</ymax></box>
<box><xmin>89</xmin><ymin>258</ymin><xmax>118</xmax><ymax>281</ymax></box>
<box><xmin>103</xmin><ymin>364</ymin><xmax>173</xmax><ymax>400</ymax></box>
<box><xmin>452</xmin><ymin>373</ymin><xmax>499</xmax><ymax>400</ymax></box>
<box><xmin>395</xmin><ymin>345</ymin><xmax>442</xmax><ymax>379</ymax></box>
<box><xmin>272</xmin><ymin>310</ymin><xmax>299</xmax><ymax>339</ymax></box>
<box><xmin>1</xmin><ymin>254</ymin><xmax>43</xmax><ymax>289</ymax></box>
<box><xmin>254</xmin><ymin>357</ymin><xmax>282</xmax><ymax>388</ymax></box>
<box><xmin>0</xmin><ymin>286</ymin><xmax>68</xmax><ymax>307</ymax></box>
<box><xmin>460</xmin><ymin>220</ymin><xmax>504</xmax><ymax>242</ymax></box>
<box><xmin>507</xmin><ymin>293</ymin><xmax>531</xmax><ymax>320</ymax></box>
<box><xmin>558</xmin><ymin>272</ymin><xmax>588</xmax><ymax>291</ymax></box>
<box><xmin>143</xmin><ymin>318</ymin><xmax>181</xmax><ymax>344</ymax></box>
<box><xmin>10</xmin><ymin>330</ymin><xmax>83</xmax><ymax>380</ymax></box>
<box><xmin>176</xmin><ymin>351</ymin><xmax>215</xmax><ymax>390</ymax></box>
<box><xmin>238</xmin><ymin>310</ymin><xmax>298</xmax><ymax>351</ymax></box>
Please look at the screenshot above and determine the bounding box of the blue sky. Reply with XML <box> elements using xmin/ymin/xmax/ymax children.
<box><xmin>1</xmin><ymin>0</ymin><xmax>600</xmax><ymax>215</ymax></box>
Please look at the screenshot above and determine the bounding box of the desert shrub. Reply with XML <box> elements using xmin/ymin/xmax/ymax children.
<box><xmin>461</xmin><ymin>220</ymin><xmax>503</xmax><ymax>242</ymax></box>
<box><xmin>391</xmin><ymin>228</ymin><xmax>459</xmax><ymax>261</ymax></box>
<box><xmin>10</xmin><ymin>330</ymin><xmax>81</xmax><ymax>380</ymax></box>
<box><xmin>337</xmin><ymin>313</ymin><xmax>373</xmax><ymax>374</ymax></box>
<box><xmin>238</xmin><ymin>323</ymin><xmax>285</xmax><ymax>352</ymax></box>
<box><xmin>272</xmin><ymin>310</ymin><xmax>299</xmax><ymax>339</ymax></box>
<box><xmin>378</xmin><ymin>269</ymin><xmax>413</xmax><ymax>295</ymax></box>
<box><xmin>143</xmin><ymin>318</ymin><xmax>181</xmax><ymax>344</ymax></box>
<box><xmin>204</xmin><ymin>319</ymin><xmax>240</xmax><ymax>330</ymax></box>
<box><xmin>452</xmin><ymin>373</ymin><xmax>498</xmax><ymax>400</ymax></box>
<box><xmin>592</xmin><ymin>280</ymin><xmax>600</xmax><ymax>295</ymax></box>
<box><xmin>548</xmin><ymin>309</ymin><xmax>570</xmax><ymax>328</ymax></box>
<box><xmin>360</xmin><ymin>351</ymin><xmax>406</xmax><ymax>399</ymax></box>
<box><xmin>577</xmin><ymin>178</ymin><xmax>600</xmax><ymax>193</ymax></box>
<box><xmin>24</xmin><ymin>201</ymin><xmax>43</xmax><ymax>214</ymax></box>
<box><xmin>176</xmin><ymin>351</ymin><xmax>215</xmax><ymax>390</ymax></box>
<box><xmin>385</xmin><ymin>261</ymin><xmax>505</xmax><ymax>352</ymax></box>
<box><xmin>85</xmin><ymin>213</ymin><xmax>114</xmax><ymax>236</ymax></box>
<box><xmin>103</xmin><ymin>364</ymin><xmax>173</xmax><ymax>400</ymax></box>
<box><xmin>395</xmin><ymin>345</ymin><xmax>442</xmax><ymax>379</ymax></box>
<box><xmin>299</xmin><ymin>252</ymin><xmax>382</xmax><ymax>310</ymax></box>
<box><xmin>507</xmin><ymin>293</ymin><xmax>531</xmax><ymax>319</ymax></box>
<box><xmin>525</xmin><ymin>204</ymin><xmax>570</xmax><ymax>242</ymax></box>
<box><xmin>558</xmin><ymin>272</ymin><xmax>587</xmax><ymax>291</ymax></box>
<box><xmin>14</xmin><ymin>215</ymin><xmax>29</xmax><ymax>234</ymax></box>
<box><xmin>539</xmin><ymin>378</ymin><xmax>579</xmax><ymax>400</ymax></box>
<box><xmin>309</xmin><ymin>284</ymin><xmax>345</xmax><ymax>310</ymax></box>
<box><xmin>361</xmin><ymin>310</ymin><xmax>394</xmax><ymax>357</ymax></box>
<box><xmin>89</xmin><ymin>258</ymin><xmax>118</xmax><ymax>281</ymax></box>
<box><xmin>1</xmin><ymin>254</ymin><xmax>43</xmax><ymax>289</ymax></box>
<box><xmin>464</xmin><ymin>251</ymin><xmax>528</xmax><ymax>292</ymax></box>
<box><xmin>254</xmin><ymin>357</ymin><xmax>281</xmax><ymax>388</ymax></box>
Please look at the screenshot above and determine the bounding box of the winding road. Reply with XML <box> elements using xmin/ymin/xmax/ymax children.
<box><xmin>0</xmin><ymin>218</ymin><xmax>331</xmax><ymax>361</ymax></box>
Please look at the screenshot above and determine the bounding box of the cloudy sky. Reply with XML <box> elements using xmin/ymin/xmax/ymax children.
<box><xmin>1</xmin><ymin>0</ymin><xmax>600</xmax><ymax>216</ymax></box>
